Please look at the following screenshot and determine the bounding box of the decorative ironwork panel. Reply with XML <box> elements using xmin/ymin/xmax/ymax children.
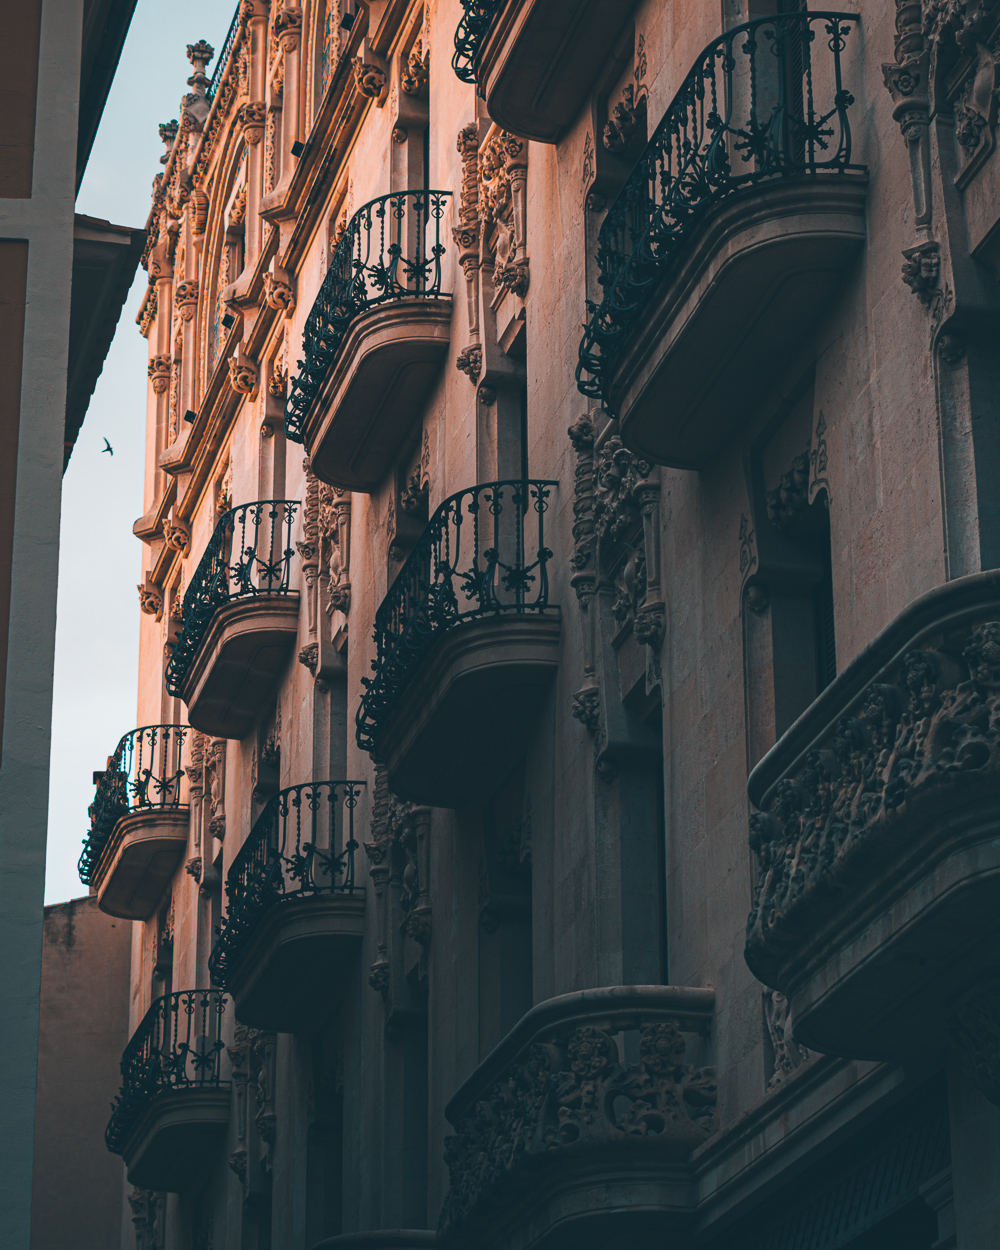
<box><xmin>106</xmin><ymin>990</ymin><xmax>229</xmax><ymax>1155</ymax></box>
<box><xmin>207</xmin><ymin>5</ymin><xmax>241</xmax><ymax>102</ymax></box>
<box><xmin>452</xmin><ymin>0</ymin><xmax>502</xmax><ymax>86</ymax></box>
<box><xmin>356</xmin><ymin>479</ymin><xmax>557</xmax><ymax>755</ymax></box>
<box><xmin>577</xmin><ymin>11</ymin><xmax>862</xmax><ymax>408</ymax></box>
<box><xmin>284</xmin><ymin>190</ymin><xmax>452</xmax><ymax>443</ymax></box>
<box><xmin>208</xmin><ymin>780</ymin><xmax>365</xmax><ymax>985</ymax></box>
<box><xmin>165</xmin><ymin>500</ymin><xmax>300</xmax><ymax>698</ymax></box>
<box><xmin>78</xmin><ymin>725</ymin><xmax>188</xmax><ymax>885</ymax></box>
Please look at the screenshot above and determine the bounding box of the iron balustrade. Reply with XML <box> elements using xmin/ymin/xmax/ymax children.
<box><xmin>284</xmin><ymin>190</ymin><xmax>452</xmax><ymax>444</ymax></box>
<box><xmin>165</xmin><ymin>500</ymin><xmax>300</xmax><ymax>698</ymax></box>
<box><xmin>356</xmin><ymin>479</ymin><xmax>557</xmax><ymax>755</ymax></box>
<box><xmin>78</xmin><ymin>725</ymin><xmax>188</xmax><ymax>885</ymax></box>
<box><xmin>106</xmin><ymin>990</ymin><xmax>229</xmax><ymax>1155</ymax></box>
<box><xmin>207</xmin><ymin>5</ymin><xmax>241</xmax><ymax>102</ymax></box>
<box><xmin>208</xmin><ymin>780</ymin><xmax>365</xmax><ymax>986</ymax></box>
<box><xmin>576</xmin><ymin>11</ymin><xmax>862</xmax><ymax>408</ymax></box>
<box><xmin>452</xmin><ymin>0</ymin><xmax>502</xmax><ymax>86</ymax></box>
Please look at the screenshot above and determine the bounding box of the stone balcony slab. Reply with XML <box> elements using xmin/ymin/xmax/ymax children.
<box><xmin>226</xmin><ymin>892</ymin><xmax>366</xmax><ymax>1032</ymax></box>
<box><xmin>121</xmin><ymin>1087</ymin><xmax>231</xmax><ymax>1191</ymax></box>
<box><xmin>306</xmin><ymin>298</ymin><xmax>453</xmax><ymax>492</ymax></box>
<box><xmin>379</xmin><ymin>613</ymin><xmax>561</xmax><ymax>808</ymax></box>
<box><xmin>745</xmin><ymin>570</ymin><xmax>1000</xmax><ymax>1065</ymax></box>
<box><xmin>610</xmin><ymin>175</ymin><xmax>868</xmax><ymax>469</ymax></box>
<box><xmin>93</xmin><ymin>808</ymin><xmax>189</xmax><ymax>921</ymax></box>
<box><xmin>180</xmin><ymin>594</ymin><xmax>299</xmax><ymax>739</ymax></box>
<box><xmin>470</xmin><ymin>0</ymin><xmax>641</xmax><ymax>143</ymax></box>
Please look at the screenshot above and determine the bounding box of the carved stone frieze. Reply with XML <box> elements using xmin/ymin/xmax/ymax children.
<box><xmin>746</xmin><ymin>617</ymin><xmax>1000</xmax><ymax>975</ymax></box>
<box><xmin>440</xmin><ymin>1014</ymin><xmax>717</xmax><ymax>1240</ymax></box>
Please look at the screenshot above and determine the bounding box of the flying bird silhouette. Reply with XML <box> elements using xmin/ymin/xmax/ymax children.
<box><xmin>102</xmin><ymin>438</ymin><xmax>113</xmax><ymax>456</ymax></box>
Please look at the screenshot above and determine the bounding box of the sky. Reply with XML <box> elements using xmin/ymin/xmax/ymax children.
<box><xmin>45</xmin><ymin>0</ymin><xmax>235</xmax><ymax>904</ymax></box>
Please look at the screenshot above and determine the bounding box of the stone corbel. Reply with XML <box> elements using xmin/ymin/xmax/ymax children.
<box><xmin>263</xmin><ymin>265</ymin><xmax>295</xmax><ymax>314</ymax></box>
<box><xmin>355</xmin><ymin>42</ymin><xmax>389</xmax><ymax>104</ymax></box>
<box><xmin>174</xmin><ymin>279</ymin><xmax>199</xmax><ymax>322</ymax></box>
<box><xmin>162</xmin><ymin>510</ymin><xmax>191</xmax><ymax>555</ymax></box>
<box><xmin>137</xmin><ymin>576</ymin><xmax>164</xmax><ymax>620</ymax></box>
<box><xmin>228</xmin><ymin>350</ymin><xmax>259</xmax><ymax>396</ymax></box>
<box><xmin>239</xmin><ymin>100</ymin><xmax>267</xmax><ymax>145</ymax></box>
<box><xmin>148</xmin><ymin>354</ymin><xmax>171</xmax><ymax>395</ymax></box>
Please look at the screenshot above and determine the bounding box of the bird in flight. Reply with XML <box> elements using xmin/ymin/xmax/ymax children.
<box><xmin>102</xmin><ymin>438</ymin><xmax>113</xmax><ymax>456</ymax></box>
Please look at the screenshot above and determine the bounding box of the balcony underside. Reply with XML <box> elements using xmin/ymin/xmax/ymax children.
<box><xmin>313</xmin><ymin>1236</ymin><xmax>438</xmax><ymax>1250</ymax></box>
<box><xmin>180</xmin><ymin>595</ymin><xmax>299</xmax><ymax>739</ymax></box>
<box><xmin>776</xmin><ymin>808</ymin><xmax>1000</xmax><ymax>1062</ymax></box>
<box><xmin>94</xmin><ymin>809</ymin><xmax>189</xmax><ymax>920</ymax></box>
<box><xmin>227</xmin><ymin>893</ymin><xmax>366</xmax><ymax>1032</ymax></box>
<box><xmin>479</xmin><ymin>0</ymin><xmax>641</xmax><ymax>143</ymax></box>
<box><xmin>121</xmin><ymin>1088</ymin><xmax>231</xmax><ymax>1191</ymax></box>
<box><xmin>307</xmin><ymin>299</ymin><xmax>452</xmax><ymax>492</ymax></box>
<box><xmin>609</xmin><ymin>175</ymin><xmax>868</xmax><ymax>470</ymax></box>
<box><xmin>378</xmin><ymin>613</ymin><xmax>561</xmax><ymax>808</ymax></box>
<box><xmin>745</xmin><ymin>570</ymin><xmax>1000</xmax><ymax>1063</ymax></box>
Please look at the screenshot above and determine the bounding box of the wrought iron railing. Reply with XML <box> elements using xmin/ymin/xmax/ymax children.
<box><xmin>576</xmin><ymin>11</ymin><xmax>862</xmax><ymax>408</ymax></box>
<box><xmin>165</xmin><ymin>500</ymin><xmax>300</xmax><ymax>697</ymax></box>
<box><xmin>284</xmin><ymin>190</ymin><xmax>452</xmax><ymax>443</ymax></box>
<box><xmin>208</xmin><ymin>780</ymin><xmax>364</xmax><ymax>985</ymax></box>
<box><xmin>452</xmin><ymin>0</ymin><xmax>502</xmax><ymax>86</ymax></box>
<box><xmin>78</xmin><ymin>725</ymin><xmax>188</xmax><ymax>885</ymax></box>
<box><xmin>106</xmin><ymin>990</ymin><xmax>229</xmax><ymax>1155</ymax></box>
<box><xmin>356</xmin><ymin>479</ymin><xmax>557</xmax><ymax>754</ymax></box>
<box><xmin>207</xmin><ymin>5</ymin><xmax>241</xmax><ymax>102</ymax></box>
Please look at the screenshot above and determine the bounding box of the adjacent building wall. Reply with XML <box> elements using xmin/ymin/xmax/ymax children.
<box><xmin>30</xmin><ymin>895</ymin><xmax>131</xmax><ymax>1250</ymax></box>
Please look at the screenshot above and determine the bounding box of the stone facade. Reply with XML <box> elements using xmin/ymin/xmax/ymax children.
<box><xmin>96</xmin><ymin>1</ymin><xmax>1000</xmax><ymax>1247</ymax></box>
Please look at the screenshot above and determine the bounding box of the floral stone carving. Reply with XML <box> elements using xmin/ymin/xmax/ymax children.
<box><xmin>440</xmin><ymin>1007</ymin><xmax>716</xmax><ymax>1241</ymax></box>
<box><xmin>746</xmin><ymin>608</ymin><xmax>1000</xmax><ymax>985</ymax></box>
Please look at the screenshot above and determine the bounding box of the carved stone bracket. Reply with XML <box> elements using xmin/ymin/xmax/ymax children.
<box><xmin>148</xmin><ymin>355</ymin><xmax>171</xmax><ymax>395</ymax></box>
<box><xmin>174</xmin><ymin>279</ymin><xmax>199</xmax><ymax>321</ymax></box>
<box><xmin>263</xmin><ymin>268</ymin><xmax>295</xmax><ymax>314</ymax></box>
<box><xmin>228</xmin><ymin>352</ymin><xmax>258</xmax><ymax>396</ymax></box>
<box><xmin>137</xmin><ymin>576</ymin><xmax>164</xmax><ymax>620</ymax></box>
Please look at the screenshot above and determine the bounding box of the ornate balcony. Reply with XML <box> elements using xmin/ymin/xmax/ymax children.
<box><xmin>106</xmin><ymin>990</ymin><xmax>230</xmax><ymax>1191</ymax></box>
<box><xmin>745</xmin><ymin>572</ymin><xmax>1000</xmax><ymax>1068</ymax></box>
<box><xmin>577</xmin><ymin>12</ymin><xmax>866</xmax><ymax>469</ymax></box>
<box><xmin>284</xmin><ymin>191</ymin><xmax>453</xmax><ymax>492</ymax></box>
<box><xmin>440</xmin><ymin>986</ymin><xmax>716</xmax><ymax>1249</ymax></box>
<box><xmin>356</xmin><ymin>480</ymin><xmax>560</xmax><ymax>807</ymax></box>
<box><xmin>208</xmin><ymin>781</ymin><xmax>365</xmax><ymax>1032</ymax></box>
<box><xmin>452</xmin><ymin>0</ymin><xmax>641</xmax><ymax>143</ymax></box>
<box><xmin>78</xmin><ymin>725</ymin><xmax>188</xmax><ymax>920</ymax></box>
<box><xmin>165</xmin><ymin>500</ymin><xmax>300</xmax><ymax>738</ymax></box>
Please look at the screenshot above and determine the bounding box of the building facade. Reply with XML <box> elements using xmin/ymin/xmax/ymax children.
<box><xmin>90</xmin><ymin>1</ymin><xmax>1000</xmax><ymax>1247</ymax></box>
<box><xmin>0</xmin><ymin>0</ymin><xmax>141</xmax><ymax>1244</ymax></box>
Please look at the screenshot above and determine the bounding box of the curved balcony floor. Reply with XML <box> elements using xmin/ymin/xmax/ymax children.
<box><xmin>121</xmin><ymin>1087</ymin><xmax>231</xmax><ymax>1192</ymax></box>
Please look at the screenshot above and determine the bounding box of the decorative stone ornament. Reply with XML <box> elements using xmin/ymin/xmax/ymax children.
<box><xmin>148</xmin><ymin>355</ymin><xmax>171</xmax><ymax>394</ymax></box>
<box><xmin>137</xmin><ymin>578</ymin><xmax>164</xmax><ymax>620</ymax></box>
<box><xmin>174</xmin><ymin>280</ymin><xmax>199</xmax><ymax>321</ymax></box>
<box><xmin>263</xmin><ymin>271</ymin><xmax>295</xmax><ymax>313</ymax></box>
<box><xmin>162</xmin><ymin>515</ymin><xmax>191</xmax><ymax>555</ymax></box>
<box><xmin>239</xmin><ymin>101</ymin><xmax>267</xmax><ymax>145</ymax></box>
<box><xmin>228</xmin><ymin>355</ymin><xmax>258</xmax><ymax>395</ymax></box>
<box><xmin>354</xmin><ymin>56</ymin><xmax>388</xmax><ymax>100</ymax></box>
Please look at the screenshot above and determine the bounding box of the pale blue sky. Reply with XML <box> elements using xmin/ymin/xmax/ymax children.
<box><xmin>46</xmin><ymin>0</ymin><xmax>235</xmax><ymax>903</ymax></box>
